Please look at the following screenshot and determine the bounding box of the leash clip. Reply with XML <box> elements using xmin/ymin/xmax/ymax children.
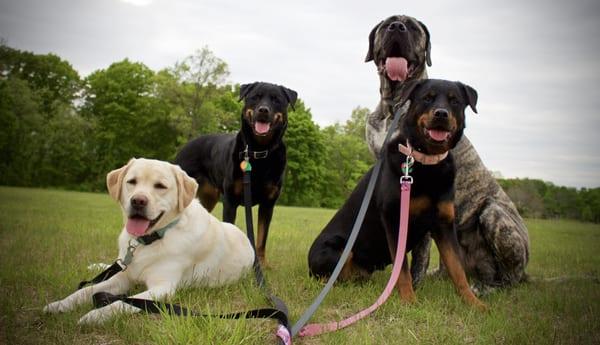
<box><xmin>240</xmin><ymin>145</ymin><xmax>253</xmax><ymax>173</ymax></box>
<box><xmin>400</xmin><ymin>142</ymin><xmax>414</xmax><ymax>185</ymax></box>
<box><xmin>243</xmin><ymin>145</ymin><xmax>250</xmax><ymax>162</ymax></box>
<box><xmin>117</xmin><ymin>239</ymin><xmax>139</xmax><ymax>269</ymax></box>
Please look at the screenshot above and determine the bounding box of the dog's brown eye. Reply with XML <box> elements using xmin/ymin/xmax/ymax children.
<box><xmin>127</xmin><ymin>179</ymin><xmax>137</xmax><ymax>185</ymax></box>
<box><xmin>449</xmin><ymin>98</ymin><xmax>459</xmax><ymax>106</ymax></box>
<box><xmin>154</xmin><ymin>183</ymin><xmax>167</xmax><ymax>189</ymax></box>
<box><xmin>423</xmin><ymin>95</ymin><xmax>434</xmax><ymax>103</ymax></box>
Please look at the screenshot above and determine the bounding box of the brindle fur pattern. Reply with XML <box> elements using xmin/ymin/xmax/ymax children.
<box><xmin>452</xmin><ymin>137</ymin><xmax>530</xmax><ymax>293</ymax></box>
<box><xmin>365</xmin><ymin>15</ymin><xmax>529</xmax><ymax>293</ymax></box>
<box><xmin>365</xmin><ymin>15</ymin><xmax>431</xmax><ymax>159</ymax></box>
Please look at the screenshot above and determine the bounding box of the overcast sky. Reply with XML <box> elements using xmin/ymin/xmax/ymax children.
<box><xmin>1</xmin><ymin>0</ymin><xmax>599</xmax><ymax>188</ymax></box>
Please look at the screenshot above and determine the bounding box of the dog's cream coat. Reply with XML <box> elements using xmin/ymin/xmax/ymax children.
<box><xmin>43</xmin><ymin>158</ymin><xmax>254</xmax><ymax>324</ymax></box>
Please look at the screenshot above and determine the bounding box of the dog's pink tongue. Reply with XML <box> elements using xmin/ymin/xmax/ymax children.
<box><xmin>255</xmin><ymin>122</ymin><xmax>271</xmax><ymax>134</ymax></box>
<box><xmin>385</xmin><ymin>57</ymin><xmax>408</xmax><ymax>81</ymax></box>
<box><xmin>428</xmin><ymin>129</ymin><xmax>450</xmax><ymax>142</ymax></box>
<box><xmin>126</xmin><ymin>218</ymin><xmax>150</xmax><ymax>237</ymax></box>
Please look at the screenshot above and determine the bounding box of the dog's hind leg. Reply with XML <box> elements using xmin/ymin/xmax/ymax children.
<box><xmin>478</xmin><ymin>197</ymin><xmax>530</xmax><ymax>287</ymax></box>
<box><xmin>196</xmin><ymin>178</ymin><xmax>220</xmax><ymax>212</ymax></box>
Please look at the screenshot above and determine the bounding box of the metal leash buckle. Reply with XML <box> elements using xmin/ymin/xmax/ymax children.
<box><xmin>400</xmin><ymin>149</ymin><xmax>414</xmax><ymax>185</ymax></box>
<box><xmin>117</xmin><ymin>239</ymin><xmax>139</xmax><ymax>269</ymax></box>
<box><xmin>244</xmin><ymin>145</ymin><xmax>250</xmax><ymax>162</ymax></box>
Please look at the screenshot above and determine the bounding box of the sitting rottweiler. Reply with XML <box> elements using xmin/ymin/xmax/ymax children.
<box><xmin>308</xmin><ymin>79</ymin><xmax>486</xmax><ymax>310</ymax></box>
<box><xmin>175</xmin><ymin>82</ymin><xmax>297</xmax><ymax>266</ymax></box>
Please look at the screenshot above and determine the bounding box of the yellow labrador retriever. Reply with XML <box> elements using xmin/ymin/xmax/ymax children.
<box><xmin>44</xmin><ymin>158</ymin><xmax>254</xmax><ymax>324</ymax></box>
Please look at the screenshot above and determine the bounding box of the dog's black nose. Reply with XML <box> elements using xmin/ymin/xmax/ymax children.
<box><xmin>131</xmin><ymin>195</ymin><xmax>148</xmax><ymax>209</ymax></box>
<box><xmin>388</xmin><ymin>21</ymin><xmax>407</xmax><ymax>32</ymax></box>
<box><xmin>434</xmin><ymin>109</ymin><xmax>449</xmax><ymax>118</ymax></box>
<box><xmin>257</xmin><ymin>106</ymin><xmax>270</xmax><ymax>115</ymax></box>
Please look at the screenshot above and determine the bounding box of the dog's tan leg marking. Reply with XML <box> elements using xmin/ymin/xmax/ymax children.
<box><xmin>437</xmin><ymin>201</ymin><xmax>455</xmax><ymax>224</ymax></box>
<box><xmin>434</xmin><ymin>236</ymin><xmax>488</xmax><ymax>311</ymax></box>
<box><xmin>383</xmin><ymin>222</ymin><xmax>416</xmax><ymax>302</ymax></box>
<box><xmin>198</xmin><ymin>182</ymin><xmax>220</xmax><ymax>212</ymax></box>
<box><xmin>339</xmin><ymin>252</ymin><xmax>371</xmax><ymax>281</ymax></box>
<box><xmin>397</xmin><ymin>256</ymin><xmax>416</xmax><ymax>303</ymax></box>
<box><xmin>410</xmin><ymin>196</ymin><xmax>431</xmax><ymax>217</ymax></box>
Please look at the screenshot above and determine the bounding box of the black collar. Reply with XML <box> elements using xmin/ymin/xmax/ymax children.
<box><xmin>238</xmin><ymin>141</ymin><xmax>281</xmax><ymax>160</ymax></box>
<box><xmin>238</xmin><ymin>149</ymin><xmax>270</xmax><ymax>160</ymax></box>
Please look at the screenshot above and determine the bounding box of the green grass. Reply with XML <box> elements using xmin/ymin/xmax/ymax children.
<box><xmin>0</xmin><ymin>186</ymin><xmax>599</xmax><ymax>344</ymax></box>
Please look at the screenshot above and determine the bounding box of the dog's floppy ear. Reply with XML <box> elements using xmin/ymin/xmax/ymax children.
<box><xmin>365</xmin><ymin>21</ymin><xmax>383</xmax><ymax>63</ymax></box>
<box><xmin>106</xmin><ymin>158</ymin><xmax>136</xmax><ymax>202</ymax></box>
<box><xmin>281</xmin><ymin>86</ymin><xmax>298</xmax><ymax>111</ymax></box>
<box><xmin>239</xmin><ymin>82</ymin><xmax>258</xmax><ymax>102</ymax></box>
<box><xmin>172</xmin><ymin>164</ymin><xmax>198</xmax><ymax>212</ymax></box>
<box><xmin>458</xmin><ymin>82</ymin><xmax>478</xmax><ymax>114</ymax></box>
<box><xmin>418</xmin><ymin>20</ymin><xmax>432</xmax><ymax>67</ymax></box>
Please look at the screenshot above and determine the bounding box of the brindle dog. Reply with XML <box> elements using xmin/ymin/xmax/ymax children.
<box><xmin>309</xmin><ymin>79</ymin><xmax>486</xmax><ymax>310</ymax></box>
<box><xmin>365</xmin><ymin>15</ymin><xmax>529</xmax><ymax>294</ymax></box>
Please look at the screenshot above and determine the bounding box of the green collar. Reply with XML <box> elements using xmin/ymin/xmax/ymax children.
<box><xmin>136</xmin><ymin>218</ymin><xmax>180</xmax><ymax>245</ymax></box>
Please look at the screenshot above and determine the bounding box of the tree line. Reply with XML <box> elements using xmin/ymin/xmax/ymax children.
<box><xmin>0</xmin><ymin>44</ymin><xmax>373</xmax><ymax>209</ymax></box>
<box><xmin>1</xmin><ymin>43</ymin><xmax>598</xmax><ymax>222</ymax></box>
<box><xmin>498</xmin><ymin>178</ymin><xmax>600</xmax><ymax>223</ymax></box>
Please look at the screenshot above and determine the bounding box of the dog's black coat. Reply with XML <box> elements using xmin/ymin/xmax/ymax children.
<box><xmin>308</xmin><ymin>79</ymin><xmax>478</xmax><ymax>287</ymax></box>
<box><xmin>175</xmin><ymin>82</ymin><xmax>297</xmax><ymax>263</ymax></box>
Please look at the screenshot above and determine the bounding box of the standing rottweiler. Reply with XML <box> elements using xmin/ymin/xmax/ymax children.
<box><xmin>308</xmin><ymin>79</ymin><xmax>486</xmax><ymax>310</ymax></box>
<box><xmin>175</xmin><ymin>82</ymin><xmax>297</xmax><ymax>266</ymax></box>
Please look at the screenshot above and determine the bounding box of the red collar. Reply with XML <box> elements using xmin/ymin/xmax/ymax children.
<box><xmin>398</xmin><ymin>142</ymin><xmax>448</xmax><ymax>165</ymax></box>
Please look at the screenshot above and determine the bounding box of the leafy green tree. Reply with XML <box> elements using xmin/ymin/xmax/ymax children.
<box><xmin>318</xmin><ymin>112</ymin><xmax>374</xmax><ymax>208</ymax></box>
<box><xmin>0</xmin><ymin>44</ymin><xmax>81</xmax><ymax>115</ymax></box>
<box><xmin>35</xmin><ymin>105</ymin><xmax>96</xmax><ymax>189</ymax></box>
<box><xmin>0</xmin><ymin>77</ymin><xmax>44</xmax><ymax>185</ymax></box>
<box><xmin>157</xmin><ymin>47</ymin><xmax>231</xmax><ymax>141</ymax></box>
<box><xmin>82</xmin><ymin>59</ymin><xmax>178</xmax><ymax>188</ymax></box>
<box><xmin>345</xmin><ymin>106</ymin><xmax>369</xmax><ymax>139</ymax></box>
<box><xmin>279</xmin><ymin>100</ymin><xmax>325</xmax><ymax>206</ymax></box>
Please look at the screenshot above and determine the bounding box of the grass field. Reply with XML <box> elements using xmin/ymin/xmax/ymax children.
<box><xmin>0</xmin><ymin>186</ymin><xmax>599</xmax><ymax>344</ymax></box>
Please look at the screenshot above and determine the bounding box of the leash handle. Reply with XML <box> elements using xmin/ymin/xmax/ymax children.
<box><xmin>298</xmin><ymin>181</ymin><xmax>411</xmax><ymax>337</ymax></box>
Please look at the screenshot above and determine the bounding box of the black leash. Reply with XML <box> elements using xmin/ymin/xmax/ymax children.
<box><xmin>240</xmin><ymin>146</ymin><xmax>291</xmax><ymax>344</ymax></box>
<box><xmin>92</xmin><ymin>292</ymin><xmax>288</xmax><ymax>324</ymax></box>
<box><xmin>80</xmin><ymin>261</ymin><xmax>288</xmax><ymax>324</ymax></box>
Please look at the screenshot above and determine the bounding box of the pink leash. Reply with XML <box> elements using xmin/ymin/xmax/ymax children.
<box><xmin>298</xmin><ymin>179</ymin><xmax>412</xmax><ymax>337</ymax></box>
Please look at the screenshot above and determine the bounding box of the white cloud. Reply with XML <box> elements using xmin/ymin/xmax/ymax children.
<box><xmin>119</xmin><ymin>0</ymin><xmax>153</xmax><ymax>6</ymax></box>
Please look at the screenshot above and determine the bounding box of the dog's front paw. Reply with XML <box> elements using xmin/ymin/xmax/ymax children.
<box><xmin>471</xmin><ymin>283</ymin><xmax>497</xmax><ymax>297</ymax></box>
<box><xmin>43</xmin><ymin>300</ymin><xmax>69</xmax><ymax>314</ymax></box>
<box><xmin>77</xmin><ymin>307</ymin><xmax>113</xmax><ymax>325</ymax></box>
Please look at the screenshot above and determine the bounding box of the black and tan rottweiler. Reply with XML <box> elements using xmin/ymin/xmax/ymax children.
<box><xmin>175</xmin><ymin>82</ymin><xmax>297</xmax><ymax>266</ymax></box>
<box><xmin>308</xmin><ymin>79</ymin><xmax>486</xmax><ymax>310</ymax></box>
